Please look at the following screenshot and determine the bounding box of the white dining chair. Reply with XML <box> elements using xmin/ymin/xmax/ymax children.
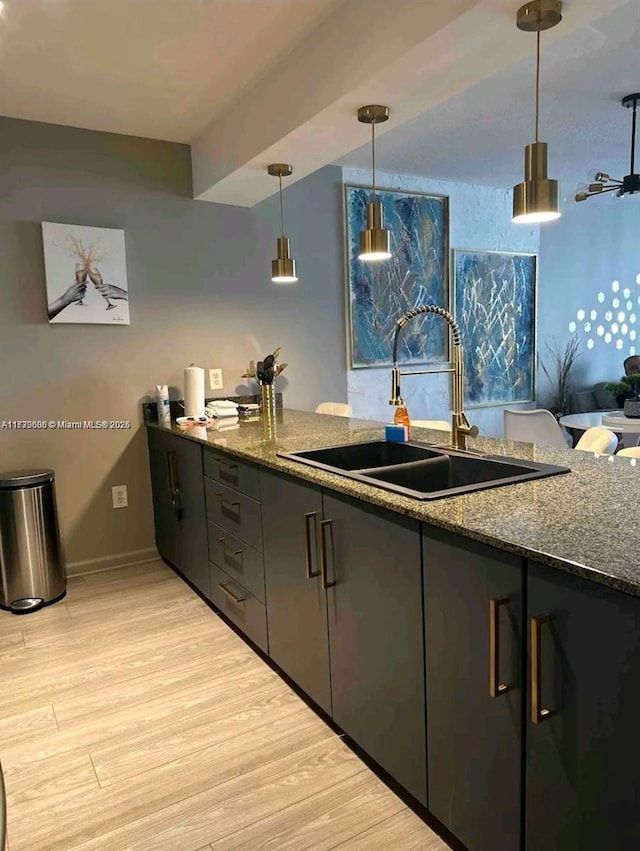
<box><xmin>315</xmin><ymin>401</ymin><xmax>352</xmax><ymax>417</ymax></box>
<box><xmin>574</xmin><ymin>427</ymin><xmax>618</xmax><ymax>455</ymax></box>
<box><xmin>616</xmin><ymin>446</ymin><xmax>640</xmax><ymax>458</ymax></box>
<box><xmin>503</xmin><ymin>408</ymin><xmax>569</xmax><ymax>449</ymax></box>
<box><xmin>411</xmin><ymin>419</ymin><xmax>451</xmax><ymax>431</ymax></box>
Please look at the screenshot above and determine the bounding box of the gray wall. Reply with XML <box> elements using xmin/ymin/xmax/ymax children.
<box><xmin>537</xmin><ymin>198</ymin><xmax>639</xmax><ymax>400</ymax></box>
<box><xmin>0</xmin><ymin>117</ymin><xmax>346</xmax><ymax>573</ymax></box>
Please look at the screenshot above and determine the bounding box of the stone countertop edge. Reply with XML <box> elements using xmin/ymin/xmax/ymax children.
<box><xmin>146</xmin><ymin>410</ymin><xmax>640</xmax><ymax>599</ymax></box>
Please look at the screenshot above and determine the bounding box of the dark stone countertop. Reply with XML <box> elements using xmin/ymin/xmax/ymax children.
<box><xmin>147</xmin><ymin>409</ymin><xmax>640</xmax><ymax>598</ymax></box>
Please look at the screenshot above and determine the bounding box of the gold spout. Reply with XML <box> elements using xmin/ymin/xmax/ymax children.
<box><xmin>390</xmin><ymin>366</ymin><xmax>404</xmax><ymax>406</ymax></box>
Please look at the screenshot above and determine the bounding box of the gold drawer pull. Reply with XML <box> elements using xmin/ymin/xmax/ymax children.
<box><xmin>489</xmin><ymin>597</ymin><xmax>510</xmax><ymax>698</ymax></box>
<box><xmin>218</xmin><ymin>459</ymin><xmax>239</xmax><ymax>485</ymax></box>
<box><xmin>319</xmin><ymin>519</ymin><xmax>336</xmax><ymax>590</ymax></box>
<box><xmin>218</xmin><ymin>582</ymin><xmax>247</xmax><ymax>604</ymax></box>
<box><xmin>217</xmin><ymin>537</ymin><xmax>244</xmax><ymax>561</ymax></box>
<box><xmin>304</xmin><ymin>512</ymin><xmax>320</xmax><ymax>579</ymax></box>
<box><xmin>216</xmin><ymin>491</ymin><xmax>241</xmax><ymax>521</ymax></box>
<box><xmin>531</xmin><ymin>614</ymin><xmax>553</xmax><ymax>724</ymax></box>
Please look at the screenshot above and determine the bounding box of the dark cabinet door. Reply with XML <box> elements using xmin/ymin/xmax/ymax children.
<box><xmin>526</xmin><ymin>561</ymin><xmax>640</xmax><ymax>851</ymax></box>
<box><xmin>261</xmin><ymin>469</ymin><xmax>331</xmax><ymax>714</ymax></box>
<box><xmin>147</xmin><ymin>427</ymin><xmax>179</xmax><ymax>567</ymax></box>
<box><xmin>324</xmin><ymin>492</ymin><xmax>426</xmax><ymax>806</ymax></box>
<box><xmin>423</xmin><ymin>524</ymin><xmax>523</xmax><ymax>851</ymax></box>
<box><xmin>147</xmin><ymin>428</ymin><xmax>209</xmax><ymax>598</ymax></box>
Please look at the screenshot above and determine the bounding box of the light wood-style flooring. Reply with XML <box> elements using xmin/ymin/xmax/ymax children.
<box><xmin>0</xmin><ymin>560</ymin><xmax>450</xmax><ymax>851</ymax></box>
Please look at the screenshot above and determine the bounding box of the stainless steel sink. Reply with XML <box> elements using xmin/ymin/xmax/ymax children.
<box><xmin>278</xmin><ymin>440</ymin><xmax>570</xmax><ymax>500</ymax></box>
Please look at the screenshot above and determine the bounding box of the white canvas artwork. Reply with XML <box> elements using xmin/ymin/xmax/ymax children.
<box><xmin>42</xmin><ymin>222</ymin><xmax>130</xmax><ymax>325</ymax></box>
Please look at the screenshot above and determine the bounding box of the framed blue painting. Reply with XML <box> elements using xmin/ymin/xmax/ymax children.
<box><xmin>345</xmin><ymin>185</ymin><xmax>449</xmax><ymax>368</ymax></box>
<box><xmin>453</xmin><ymin>249</ymin><xmax>537</xmax><ymax>407</ymax></box>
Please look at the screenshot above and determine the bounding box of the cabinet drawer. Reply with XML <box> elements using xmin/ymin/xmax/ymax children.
<box><xmin>210</xmin><ymin>562</ymin><xmax>268</xmax><ymax>654</ymax></box>
<box><xmin>204</xmin><ymin>478</ymin><xmax>263</xmax><ymax>552</ymax></box>
<box><xmin>207</xmin><ymin>520</ymin><xmax>265</xmax><ymax>603</ymax></box>
<box><xmin>203</xmin><ymin>449</ymin><xmax>260</xmax><ymax>499</ymax></box>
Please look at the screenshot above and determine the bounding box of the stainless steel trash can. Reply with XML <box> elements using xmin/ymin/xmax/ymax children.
<box><xmin>0</xmin><ymin>470</ymin><xmax>66</xmax><ymax>614</ymax></box>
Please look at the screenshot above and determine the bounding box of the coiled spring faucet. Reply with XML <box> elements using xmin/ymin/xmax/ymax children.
<box><xmin>390</xmin><ymin>305</ymin><xmax>478</xmax><ymax>451</ymax></box>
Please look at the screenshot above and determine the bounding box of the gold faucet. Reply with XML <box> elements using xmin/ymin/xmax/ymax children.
<box><xmin>390</xmin><ymin>305</ymin><xmax>478</xmax><ymax>451</ymax></box>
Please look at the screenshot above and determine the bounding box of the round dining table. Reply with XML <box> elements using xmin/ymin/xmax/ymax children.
<box><xmin>559</xmin><ymin>410</ymin><xmax>640</xmax><ymax>435</ymax></box>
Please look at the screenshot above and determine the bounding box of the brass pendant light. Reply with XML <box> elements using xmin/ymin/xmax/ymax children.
<box><xmin>512</xmin><ymin>0</ymin><xmax>562</xmax><ymax>224</ymax></box>
<box><xmin>357</xmin><ymin>105</ymin><xmax>392</xmax><ymax>261</ymax></box>
<box><xmin>268</xmin><ymin>163</ymin><xmax>298</xmax><ymax>283</ymax></box>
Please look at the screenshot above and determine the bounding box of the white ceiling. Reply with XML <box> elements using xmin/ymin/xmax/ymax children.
<box><xmin>0</xmin><ymin>0</ymin><xmax>346</xmax><ymax>141</ymax></box>
<box><xmin>0</xmin><ymin>0</ymin><xmax>635</xmax><ymax>204</ymax></box>
<box><xmin>337</xmin><ymin>0</ymin><xmax>640</xmax><ymax>195</ymax></box>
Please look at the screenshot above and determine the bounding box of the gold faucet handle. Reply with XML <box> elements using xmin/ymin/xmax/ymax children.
<box><xmin>454</xmin><ymin>413</ymin><xmax>479</xmax><ymax>438</ymax></box>
<box><xmin>459</xmin><ymin>423</ymin><xmax>479</xmax><ymax>438</ymax></box>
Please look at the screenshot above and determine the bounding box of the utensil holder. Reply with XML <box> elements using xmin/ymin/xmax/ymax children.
<box><xmin>260</xmin><ymin>384</ymin><xmax>277</xmax><ymax>440</ymax></box>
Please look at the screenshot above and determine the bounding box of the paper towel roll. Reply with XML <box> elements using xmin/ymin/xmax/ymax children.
<box><xmin>184</xmin><ymin>365</ymin><xmax>205</xmax><ymax>416</ymax></box>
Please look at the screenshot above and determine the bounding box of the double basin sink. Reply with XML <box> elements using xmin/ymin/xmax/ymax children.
<box><xmin>278</xmin><ymin>440</ymin><xmax>570</xmax><ymax>500</ymax></box>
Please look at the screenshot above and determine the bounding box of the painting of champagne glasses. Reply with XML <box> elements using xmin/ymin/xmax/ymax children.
<box><xmin>42</xmin><ymin>222</ymin><xmax>130</xmax><ymax>325</ymax></box>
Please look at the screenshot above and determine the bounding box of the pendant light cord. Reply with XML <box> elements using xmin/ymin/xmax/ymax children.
<box><xmin>279</xmin><ymin>174</ymin><xmax>285</xmax><ymax>237</ymax></box>
<box><xmin>371</xmin><ymin>121</ymin><xmax>376</xmax><ymax>200</ymax></box>
<box><xmin>535</xmin><ymin>22</ymin><xmax>541</xmax><ymax>143</ymax></box>
<box><xmin>631</xmin><ymin>97</ymin><xmax>637</xmax><ymax>176</ymax></box>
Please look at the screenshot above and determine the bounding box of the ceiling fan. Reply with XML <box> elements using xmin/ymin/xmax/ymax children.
<box><xmin>575</xmin><ymin>93</ymin><xmax>640</xmax><ymax>202</ymax></box>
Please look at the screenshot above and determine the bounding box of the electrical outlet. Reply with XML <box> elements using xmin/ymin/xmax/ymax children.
<box><xmin>209</xmin><ymin>368</ymin><xmax>223</xmax><ymax>390</ymax></box>
<box><xmin>112</xmin><ymin>485</ymin><xmax>128</xmax><ymax>509</ymax></box>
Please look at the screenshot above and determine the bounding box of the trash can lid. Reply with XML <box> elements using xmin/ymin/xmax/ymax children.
<box><xmin>0</xmin><ymin>469</ymin><xmax>54</xmax><ymax>488</ymax></box>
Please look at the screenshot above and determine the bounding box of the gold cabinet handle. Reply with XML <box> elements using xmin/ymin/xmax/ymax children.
<box><xmin>304</xmin><ymin>512</ymin><xmax>320</xmax><ymax>579</ymax></box>
<box><xmin>489</xmin><ymin>597</ymin><xmax>510</xmax><ymax>698</ymax></box>
<box><xmin>319</xmin><ymin>519</ymin><xmax>336</xmax><ymax>590</ymax></box>
<box><xmin>216</xmin><ymin>491</ymin><xmax>241</xmax><ymax>521</ymax></box>
<box><xmin>167</xmin><ymin>452</ymin><xmax>182</xmax><ymax>520</ymax></box>
<box><xmin>0</xmin><ymin>758</ymin><xmax>6</xmax><ymax>851</ymax></box>
<box><xmin>166</xmin><ymin>451</ymin><xmax>177</xmax><ymax>493</ymax></box>
<box><xmin>172</xmin><ymin>487</ymin><xmax>183</xmax><ymax>521</ymax></box>
<box><xmin>531</xmin><ymin>614</ymin><xmax>553</xmax><ymax>724</ymax></box>
<box><xmin>217</xmin><ymin>537</ymin><xmax>243</xmax><ymax>561</ymax></box>
<box><xmin>218</xmin><ymin>582</ymin><xmax>247</xmax><ymax>604</ymax></box>
<box><xmin>217</xmin><ymin>459</ymin><xmax>239</xmax><ymax>485</ymax></box>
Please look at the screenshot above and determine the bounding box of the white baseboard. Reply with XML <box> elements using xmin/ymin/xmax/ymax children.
<box><xmin>66</xmin><ymin>547</ymin><xmax>160</xmax><ymax>578</ymax></box>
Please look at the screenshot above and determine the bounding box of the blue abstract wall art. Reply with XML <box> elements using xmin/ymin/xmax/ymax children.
<box><xmin>345</xmin><ymin>185</ymin><xmax>449</xmax><ymax>368</ymax></box>
<box><xmin>453</xmin><ymin>249</ymin><xmax>536</xmax><ymax>407</ymax></box>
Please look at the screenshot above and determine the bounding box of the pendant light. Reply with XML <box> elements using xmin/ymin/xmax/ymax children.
<box><xmin>268</xmin><ymin>163</ymin><xmax>298</xmax><ymax>284</ymax></box>
<box><xmin>512</xmin><ymin>0</ymin><xmax>562</xmax><ymax>224</ymax></box>
<box><xmin>357</xmin><ymin>105</ymin><xmax>391</xmax><ymax>261</ymax></box>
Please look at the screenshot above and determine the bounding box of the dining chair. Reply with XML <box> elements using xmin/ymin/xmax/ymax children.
<box><xmin>503</xmin><ymin>408</ymin><xmax>569</xmax><ymax>449</ymax></box>
<box><xmin>314</xmin><ymin>401</ymin><xmax>352</xmax><ymax>417</ymax></box>
<box><xmin>411</xmin><ymin>419</ymin><xmax>451</xmax><ymax>431</ymax></box>
<box><xmin>615</xmin><ymin>446</ymin><xmax>640</xmax><ymax>458</ymax></box>
<box><xmin>574</xmin><ymin>427</ymin><xmax>618</xmax><ymax>455</ymax></box>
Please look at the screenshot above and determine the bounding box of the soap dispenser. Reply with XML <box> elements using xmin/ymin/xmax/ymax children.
<box><xmin>393</xmin><ymin>405</ymin><xmax>411</xmax><ymax>439</ymax></box>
